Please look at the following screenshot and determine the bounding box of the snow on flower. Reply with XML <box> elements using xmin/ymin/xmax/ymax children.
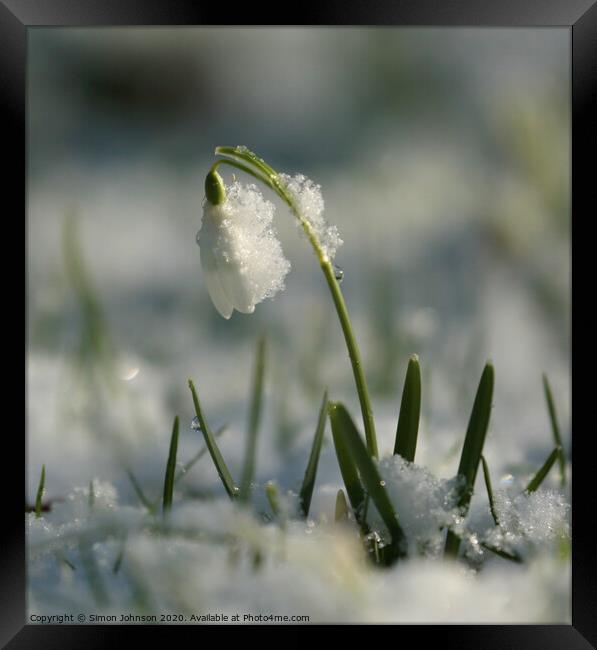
<box><xmin>197</xmin><ymin>181</ymin><xmax>291</xmax><ymax>319</ymax></box>
<box><xmin>278</xmin><ymin>173</ymin><xmax>343</xmax><ymax>261</ymax></box>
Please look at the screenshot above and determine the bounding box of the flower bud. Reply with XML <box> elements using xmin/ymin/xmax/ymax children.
<box><xmin>204</xmin><ymin>169</ymin><xmax>226</xmax><ymax>205</ymax></box>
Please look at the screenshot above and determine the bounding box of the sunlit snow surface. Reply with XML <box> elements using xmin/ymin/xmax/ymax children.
<box><xmin>27</xmin><ymin>476</ymin><xmax>570</xmax><ymax>623</ymax></box>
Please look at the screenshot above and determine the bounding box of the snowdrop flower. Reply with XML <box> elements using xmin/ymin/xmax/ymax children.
<box><xmin>201</xmin><ymin>146</ymin><xmax>375</xmax><ymax>458</ymax></box>
<box><xmin>197</xmin><ymin>170</ymin><xmax>291</xmax><ymax>319</ymax></box>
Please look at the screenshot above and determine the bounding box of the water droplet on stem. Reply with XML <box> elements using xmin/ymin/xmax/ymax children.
<box><xmin>333</xmin><ymin>264</ymin><xmax>344</xmax><ymax>283</ymax></box>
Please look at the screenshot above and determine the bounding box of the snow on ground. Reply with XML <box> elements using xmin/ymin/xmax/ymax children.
<box><xmin>27</xmin><ymin>478</ymin><xmax>570</xmax><ymax>623</ymax></box>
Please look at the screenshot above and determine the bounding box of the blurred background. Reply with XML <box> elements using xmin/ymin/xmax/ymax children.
<box><xmin>26</xmin><ymin>28</ymin><xmax>570</xmax><ymax>508</ymax></box>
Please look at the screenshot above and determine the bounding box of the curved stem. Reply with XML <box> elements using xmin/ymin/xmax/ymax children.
<box><xmin>213</xmin><ymin>146</ymin><xmax>378</xmax><ymax>457</ymax></box>
<box><xmin>210</xmin><ymin>159</ymin><xmax>274</xmax><ymax>189</ymax></box>
<box><xmin>215</xmin><ymin>146</ymin><xmax>277</xmax><ymax>177</ymax></box>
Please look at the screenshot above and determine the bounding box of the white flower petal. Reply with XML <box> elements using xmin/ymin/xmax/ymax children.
<box><xmin>200</xmin><ymin>244</ymin><xmax>234</xmax><ymax>319</ymax></box>
<box><xmin>216</xmin><ymin>258</ymin><xmax>256</xmax><ymax>314</ymax></box>
<box><xmin>197</xmin><ymin>182</ymin><xmax>290</xmax><ymax>319</ymax></box>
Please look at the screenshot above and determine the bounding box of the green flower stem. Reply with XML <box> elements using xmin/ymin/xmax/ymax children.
<box><xmin>213</xmin><ymin>146</ymin><xmax>378</xmax><ymax>457</ymax></box>
<box><xmin>210</xmin><ymin>159</ymin><xmax>272</xmax><ymax>189</ymax></box>
<box><xmin>320</xmin><ymin>260</ymin><xmax>378</xmax><ymax>457</ymax></box>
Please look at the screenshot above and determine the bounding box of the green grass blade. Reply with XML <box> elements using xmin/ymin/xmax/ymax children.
<box><xmin>329</xmin><ymin>402</ymin><xmax>405</xmax><ymax>555</ymax></box>
<box><xmin>113</xmin><ymin>541</ymin><xmax>126</xmax><ymax>574</ymax></box>
<box><xmin>125</xmin><ymin>469</ymin><xmax>156</xmax><ymax>513</ymax></box>
<box><xmin>265</xmin><ymin>480</ymin><xmax>288</xmax><ymax>532</ymax></box>
<box><xmin>445</xmin><ymin>362</ymin><xmax>494</xmax><ymax>558</ymax></box>
<box><xmin>174</xmin><ymin>424</ymin><xmax>227</xmax><ymax>485</ymax></box>
<box><xmin>240</xmin><ymin>336</ymin><xmax>266</xmax><ymax>502</ymax></box>
<box><xmin>330</xmin><ymin>404</ymin><xmax>365</xmax><ymax>513</ymax></box>
<box><xmin>113</xmin><ymin>553</ymin><xmax>124</xmax><ymax>574</ymax></box>
<box><xmin>35</xmin><ymin>464</ymin><xmax>46</xmax><ymax>518</ymax></box>
<box><xmin>525</xmin><ymin>446</ymin><xmax>561</xmax><ymax>493</ymax></box>
<box><xmin>62</xmin><ymin>212</ymin><xmax>116</xmax><ymax>391</ymax></box>
<box><xmin>58</xmin><ymin>553</ymin><xmax>76</xmax><ymax>571</ymax></box>
<box><xmin>455</xmin><ymin>363</ymin><xmax>495</xmax><ymax>493</ymax></box>
<box><xmin>88</xmin><ymin>480</ymin><xmax>95</xmax><ymax>509</ymax></box>
<box><xmin>265</xmin><ymin>480</ymin><xmax>280</xmax><ymax>518</ymax></box>
<box><xmin>393</xmin><ymin>354</ymin><xmax>422</xmax><ymax>462</ymax></box>
<box><xmin>481</xmin><ymin>454</ymin><xmax>499</xmax><ymax>526</ymax></box>
<box><xmin>543</xmin><ymin>373</ymin><xmax>566</xmax><ymax>487</ymax></box>
<box><xmin>162</xmin><ymin>416</ymin><xmax>180</xmax><ymax>516</ymax></box>
<box><xmin>251</xmin><ymin>548</ymin><xmax>263</xmax><ymax>571</ymax></box>
<box><xmin>335</xmin><ymin>489</ymin><xmax>349</xmax><ymax>523</ymax></box>
<box><xmin>188</xmin><ymin>379</ymin><xmax>238</xmax><ymax>499</ymax></box>
<box><xmin>141</xmin><ymin>425</ymin><xmax>231</xmax><ymax>514</ymax></box>
<box><xmin>481</xmin><ymin>541</ymin><xmax>523</xmax><ymax>564</ymax></box>
<box><xmin>299</xmin><ymin>391</ymin><xmax>328</xmax><ymax>517</ymax></box>
<box><xmin>361</xmin><ymin>493</ymin><xmax>371</xmax><ymax>524</ymax></box>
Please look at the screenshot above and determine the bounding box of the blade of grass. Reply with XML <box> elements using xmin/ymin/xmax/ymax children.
<box><xmin>481</xmin><ymin>541</ymin><xmax>523</xmax><ymax>564</ymax></box>
<box><xmin>372</xmin><ymin>534</ymin><xmax>381</xmax><ymax>564</ymax></box>
<box><xmin>265</xmin><ymin>480</ymin><xmax>281</xmax><ymax>518</ymax></box>
<box><xmin>525</xmin><ymin>446</ymin><xmax>561</xmax><ymax>493</ymax></box>
<box><xmin>88</xmin><ymin>480</ymin><xmax>95</xmax><ymax>509</ymax></box>
<box><xmin>543</xmin><ymin>373</ymin><xmax>566</xmax><ymax>487</ymax></box>
<box><xmin>329</xmin><ymin>402</ymin><xmax>405</xmax><ymax>556</ymax></box>
<box><xmin>273</xmin><ymin>361</ymin><xmax>294</xmax><ymax>456</ymax></box>
<box><xmin>481</xmin><ymin>454</ymin><xmax>499</xmax><ymax>526</ymax></box>
<box><xmin>240</xmin><ymin>335</ymin><xmax>266</xmax><ymax>502</ymax></box>
<box><xmin>299</xmin><ymin>390</ymin><xmax>328</xmax><ymax>517</ymax></box>
<box><xmin>330</xmin><ymin>404</ymin><xmax>365</xmax><ymax>513</ymax></box>
<box><xmin>188</xmin><ymin>379</ymin><xmax>238</xmax><ymax>499</ymax></box>
<box><xmin>174</xmin><ymin>424</ymin><xmax>227</xmax><ymax>485</ymax></box>
<box><xmin>143</xmin><ymin>425</ymin><xmax>230</xmax><ymax>513</ymax></box>
<box><xmin>361</xmin><ymin>493</ymin><xmax>370</xmax><ymax>524</ymax></box>
<box><xmin>113</xmin><ymin>540</ymin><xmax>126</xmax><ymax>574</ymax></box>
<box><xmin>445</xmin><ymin>362</ymin><xmax>494</xmax><ymax>559</ymax></box>
<box><xmin>162</xmin><ymin>416</ymin><xmax>180</xmax><ymax>516</ymax></box>
<box><xmin>335</xmin><ymin>489</ymin><xmax>349</xmax><ymax>523</ymax></box>
<box><xmin>393</xmin><ymin>354</ymin><xmax>421</xmax><ymax>462</ymax></box>
<box><xmin>35</xmin><ymin>464</ymin><xmax>46</xmax><ymax>518</ymax></box>
<box><xmin>58</xmin><ymin>552</ymin><xmax>76</xmax><ymax>571</ymax></box>
<box><xmin>62</xmin><ymin>212</ymin><xmax>116</xmax><ymax>391</ymax></box>
<box><xmin>252</xmin><ymin>548</ymin><xmax>263</xmax><ymax>571</ymax></box>
<box><xmin>126</xmin><ymin>469</ymin><xmax>156</xmax><ymax>514</ymax></box>
<box><xmin>265</xmin><ymin>480</ymin><xmax>287</xmax><ymax>532</ymax></box>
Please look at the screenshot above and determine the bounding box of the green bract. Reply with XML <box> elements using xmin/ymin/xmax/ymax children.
<box><xmin>204</xmin><ymin>169</ymin><xmax>226</xmax><ymax>205</ymax></box>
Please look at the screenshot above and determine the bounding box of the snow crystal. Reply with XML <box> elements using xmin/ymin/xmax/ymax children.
<box><xmin>482</xmin><ymin>487</ymin><xmax>570</xmax><ymax>558</ymax></box>
<box><xmin>278</xmin><ymin>173</ymin><xmax>343</xmax><ymax>261</ymax></box>
<box><xmin>369</xmin><ymin>455</ymin><xmax>464</xmax><ymax>557</ymax></box>
<box><xmin>27</xmin><ymin>481</ymin><xmax>148</xmax><ymax>560</ymax></box>
<box><xmin>27</xmin><ymin>493</ymin><xmax>571</xmax><ymax>623</ymax></box>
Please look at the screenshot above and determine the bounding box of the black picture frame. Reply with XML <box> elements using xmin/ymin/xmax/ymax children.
<box><xmin>4</xmin><ymin>0</ymin><xmax>596</xmax><ymax>645</ymax></box>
